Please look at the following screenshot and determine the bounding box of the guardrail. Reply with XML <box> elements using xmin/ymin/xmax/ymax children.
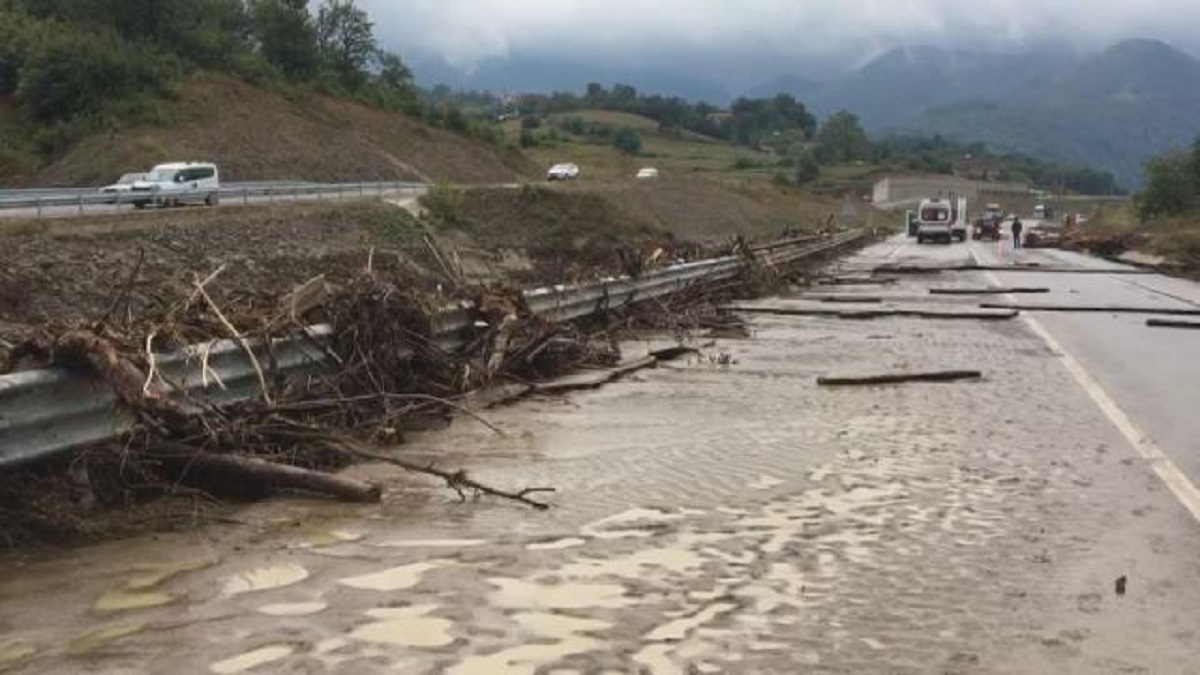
<box><xmin>0</xmin><ymin>181</ymin><xmax>429</xmax><ymax>217</ymax></box>
<box><xmin>0</xmin><ymin>230</ymin><xmax>866</xmax><ymax>469</ymax></box>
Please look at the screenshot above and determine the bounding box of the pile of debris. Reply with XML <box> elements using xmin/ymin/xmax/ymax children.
<box><xmin>1059</xmin><ymin>229</ymin><xmax>1150</xmax><ymax>258</ymax></box>
<box><xmin>0</xmin><ymin>243</ymin><xmax>765</xmax><ymax>544</ymax></box>
<box><xmin>0</xmin><ymin>259</ymin><xmax>626</xmax><ymax>544</ymax></box>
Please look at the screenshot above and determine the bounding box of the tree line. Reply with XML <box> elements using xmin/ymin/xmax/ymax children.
<box><xmin>514</xmin><ymin>84</ymin><xmax>818</xmax><ymax>146</ymax></box>
<box><xmin>1136</xmin><ymin>140</ymin><xmax>1200</xmax><ymax>219</ymax></box>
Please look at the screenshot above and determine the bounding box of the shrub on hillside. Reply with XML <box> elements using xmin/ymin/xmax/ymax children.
<box><xmin>612</xmin><ymin>127</ymin><xmax>642</xmax><ymax>155</ymax></box>
<box><xmin>420</xmin><ymin>182</ymin><xmax>465</xmax><ymax>223</ymax></box>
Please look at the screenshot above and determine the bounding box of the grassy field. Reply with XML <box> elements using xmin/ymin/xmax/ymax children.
<box><xmin>501</xmin><ymin>110</ymin><xmax>787</xmax><ymax>183</ymax></box>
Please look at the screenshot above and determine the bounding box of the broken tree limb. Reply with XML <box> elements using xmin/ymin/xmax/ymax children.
<box><xmin>980</xmin><ymin>303</ymin><xmax>1200</xmax><ymax>316</ymax></box>
<box><xmin>320</xmin><ymin>437</ymin><xmax>554</xmax><ymax>510</ymax></box>
<box><xmin>727</xmin><ymin>305</ymin><xmax>1018</xmax><ymax>321</ymax></box>
<box><xmin>818</xmin><ymin>370</ymin><xmax>983</xmax><ymax>386</ymax></box>
<box><xmin>194</xmin><ymin>279</ymin><xmax>273</xmax><ymax>405</ymax></box>
<box><xmin>1146</xmin><ymin>318</ymin><xmax>1200</xmax><ymax>329</ymax></box>
<box><xmin>930</xmin><ymin>287</ymin><xmax>1050</xmax><ymax>295</ymax></box>
<box><xmin>534</xmin><ymin>356</ymin><xmax>658</xmax><ymax>395</ymax></box>
<box><xmin>163</xmin><ymin>448</ymin><xmax>381</xmax><ymax>503</ymax></box>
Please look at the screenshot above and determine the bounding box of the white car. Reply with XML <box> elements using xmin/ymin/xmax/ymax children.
<box><xmin>98</xmin><ymin>173</ymin><xmax>147</xmax><ymax>203</ymax></box>
<box><xmin>635</xmin><ymin>167</ymin><xmax>660</xmax><ymax>179</ymax></box>
<box><xmin>547</xmin><ymin>163</ymin><xmax>580</xmax><ymax>181</ymax></box>
<box><xmin>130</xmin><ymin>162</ymin><xmax>220</xmax><ymax>208</ymax></box>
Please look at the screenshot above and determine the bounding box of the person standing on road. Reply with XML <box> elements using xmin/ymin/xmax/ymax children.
<box><xmin>1011</xmin><ymin>216</ymin><xmax>1024</xmax><ymax>250</ymax></box>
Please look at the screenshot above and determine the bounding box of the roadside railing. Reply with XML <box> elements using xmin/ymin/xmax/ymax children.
<box><xmin>0</xmin><ymin>229</ymin><xmax>867</xmax><ymax>469</ymax></box>
<box><xmin>0</xmin><ymin>182</ymin><xmax>429</xmax><ymax>218</ymax></box>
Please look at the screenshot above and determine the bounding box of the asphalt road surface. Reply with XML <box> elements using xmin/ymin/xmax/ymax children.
<box><xmin>2</xmin><ymin>232</ymin><xmax>1199</xmax><ymax>674</ymax></box>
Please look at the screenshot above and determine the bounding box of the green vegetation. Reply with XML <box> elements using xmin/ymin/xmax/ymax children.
<box><xmin>506</xmin><ymin>84</ymin><xmax>816</xmax><ymax>149</ymax></box>
<box><xmin>816</xmin><ymin>111</ymin><xmax>868</xmax><ymax>164</ymax></box>
<box><xmin>611</xmin><ymin>127</ymin><xmax>643</xmax><ymax>155</ymax></box>
<box><xmin>1136</xmin><ymin>139</ymin><xmax>1200</xmax><ymax>219</ymax></box>
<box><xmin>0</xmin><ymin>0</ymin><xmax>509</xmax><ymax>172</ymax></box>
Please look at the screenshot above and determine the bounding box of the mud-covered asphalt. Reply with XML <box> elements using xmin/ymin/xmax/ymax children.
<box><xmin>2</xmin><ymin>233</ymin><xmax>1199</xmax><ymax>674</ymax></box>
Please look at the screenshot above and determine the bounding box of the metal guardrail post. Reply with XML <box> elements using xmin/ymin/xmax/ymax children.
<box><xmin>36</xmin><ymin>197</ymin><xmax>42</xmax><ymax>218</ymax></box>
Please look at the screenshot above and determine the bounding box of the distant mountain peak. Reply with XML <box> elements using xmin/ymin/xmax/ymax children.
<box><xmin>1102</xmin><ymin>38</ymin><xmax>1193</xmax><ymax>58</ymax></box>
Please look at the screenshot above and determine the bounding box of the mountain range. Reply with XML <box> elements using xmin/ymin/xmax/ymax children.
<box><xmin>761</xmin><ymin>39</ymin><xmax>1200</xmax><ymax>189</ymax></box>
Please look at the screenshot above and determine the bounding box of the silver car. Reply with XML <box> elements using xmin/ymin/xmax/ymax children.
<box><xmin>98</xmin><ymin>173</ymin><xmax>147</xmax><ymax>203</ymax></box>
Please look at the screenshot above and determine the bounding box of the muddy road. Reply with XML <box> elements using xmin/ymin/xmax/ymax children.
<box><xmin>3</xmin><ymin>234</ymin><xmax>1200</xmax><ymax>674</ymax></box>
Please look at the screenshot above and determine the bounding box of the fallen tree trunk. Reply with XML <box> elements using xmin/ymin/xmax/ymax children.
<box><xmin>1146</xmin><ymin>318</ymin><xmax>1200</xmax><ymax>330</ymax></box>
<box><xmin>930</xmin><ymin>287</ymin><xmax>1050</xmax><ymax>295</ymax></box>
<box><xmin>163</xmin><ymin>449</ymin><xmax>381</xmax><ymax>503</ymax></box>
<box><xmin>818</xmin><ymin>277</ymin><xmax>897</xmax><ymax>286</ymax></box>
<box><xmin>727</xmin><ymin>305</ymin><xmax>1018</xmax><ymax>321</ymax></box>
<box><xmin>818</xmin><ymin>370</ymin><xmax>982</xmax><ymax>386</ymax></box>
<box><xmin>869</xmin><ymin>265</ymin><xmax>945</xmax><ymax>275</ymax></box>
<box><xmin>803</xmin><ymin>295</ymin><xmax>884</xmax><ymax>304</ymax></box>
<box><xmin>981</xmin><ymin>303</ymin><xmax>1200</xmax><ymax>316</ymax></box>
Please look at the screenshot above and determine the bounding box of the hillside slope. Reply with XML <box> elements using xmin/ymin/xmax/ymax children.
<box><xmin>3</xmin><ymin>75</ymin><xmax>535</xmax><ymax>188</ymax></box>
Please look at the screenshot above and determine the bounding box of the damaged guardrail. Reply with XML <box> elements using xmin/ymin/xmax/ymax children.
<box><xmin>0</xmin><ymin>229</ymin><xmax>865</xmax><ymax>469</ymax></box>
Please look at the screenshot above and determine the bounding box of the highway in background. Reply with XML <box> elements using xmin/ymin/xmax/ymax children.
<box><xmin>0</xmin><ymin>181</ymin><xmax>429</xmax><ymax>219</ymax></box>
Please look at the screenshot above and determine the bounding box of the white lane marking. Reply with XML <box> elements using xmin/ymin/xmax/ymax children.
<box><xmin>982</xmin><ymin>269</ymin><xmax>1200</xmax><ymax>524</ymax></box>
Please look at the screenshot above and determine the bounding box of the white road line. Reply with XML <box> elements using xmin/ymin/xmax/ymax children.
<box><xmin>982</xmin><ymin>268</ymin><xmax>1200</xmax><ymax>524</ymax></box>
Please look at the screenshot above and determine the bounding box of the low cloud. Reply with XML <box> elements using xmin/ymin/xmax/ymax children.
<box><xmin>359</xmin><ymin>0</ymin><xmax>1200</xmax><ymax>74</ymax></box>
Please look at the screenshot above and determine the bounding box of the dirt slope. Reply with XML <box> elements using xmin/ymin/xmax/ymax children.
<box><xmin>10</xmin><ymin>75</ymin><xmax>534</xmax><ymax>187</ymax></box>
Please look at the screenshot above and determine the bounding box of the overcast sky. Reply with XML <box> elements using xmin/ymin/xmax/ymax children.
<box><xmin>355</xmin><ymin>0</ymin><xmax>1200</xmax><ymax>88</ymax></box>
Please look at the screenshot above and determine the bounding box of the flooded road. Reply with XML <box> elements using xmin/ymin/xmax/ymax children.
<box><xmin>4</xmin><ymin>236</ymin><xmax>1200</xmax><ymax>674</ymax></box>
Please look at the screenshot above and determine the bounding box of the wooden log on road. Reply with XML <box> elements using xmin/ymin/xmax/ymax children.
<box><xmin>817</xmin><ymin>277</ymin><xmax>897</xmax><ymax>286</ymax></box>
<box><xmin>162</xmin><ymin>449</ymin><xmax>382</xmax><ymax>503</ymax></box>
<box><xmin>981</xmin><ymin>303</ymin><xmax>1200</xmax><ymax>316</ymax></box>
<box><xmin>1146</xmin><ymin>318</ymin><xmax>1200</xmax><ymax>330</ymax></box>
<box><xmin>799</xmin><ymin>295</ymin><xmax>884</xmax><ymax>304</ymax></box>
<box><xmin>818</xmin><ymin>370</ymin><xmax>983</xmax><ymax>386</ymax></box>
<box><xmin>727</xmin><ymin>305</ymin><xmax>1019</xmax><ymax>321</ymax></box>
<box><xmin>930</xmin><ymin>287</ymin><xmax>1050</xmax><ymax>295</ymax></box>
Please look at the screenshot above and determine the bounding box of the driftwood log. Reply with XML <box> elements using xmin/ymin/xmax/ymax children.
<box><xmin>1146</xmin><ymin>318</ymin><xmax>1200</xmax><ymax>330</ymax></box>
<box><xmin>159</xmin><ymin>445</ymin><xmax>381</xmax><ymax>503</ymax></box>
<box><xmin>981</xmin><ymin>303</ymin><xmax>1200</xmax><ymax>316</ymax></box>
<box><xmin>728</xmin><ymin>306</ymin><xmax>1018</xmax><ymax>321</ymax></box>
<box><xmin>818</xmin><ymin>370</ymin><xmax>983</xmax><ymax>386</ymax></box>
<box><xmin>817</xmin><ymin>277</ymin><xmax>897</xmax><ymax>286</ymax></box>
<box><xmin>930</xmin><ymin>287</ymin><xmax>1050</xmax><ymax>295</ymax></box>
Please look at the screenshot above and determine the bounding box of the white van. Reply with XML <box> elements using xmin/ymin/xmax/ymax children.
<box><xmin>130</xmin><ymin>162</ymin><xmax>220</xmax><ymax>208</ymax></box>
<box><xmin>916</xmin><ymin>198</ymin><xmax>953</xmax><ymax>244</ymax></box>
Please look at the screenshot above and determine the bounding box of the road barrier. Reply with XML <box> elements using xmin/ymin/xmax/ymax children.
<box><xmin>0</xmin><ymin>182</ymin><xmax>428</xmax><ymax>217</ymax></box>
<box><xmin>0</xmin><ymin>230</ymin><xmax>866</xmax><ymax>469</ymax></box>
